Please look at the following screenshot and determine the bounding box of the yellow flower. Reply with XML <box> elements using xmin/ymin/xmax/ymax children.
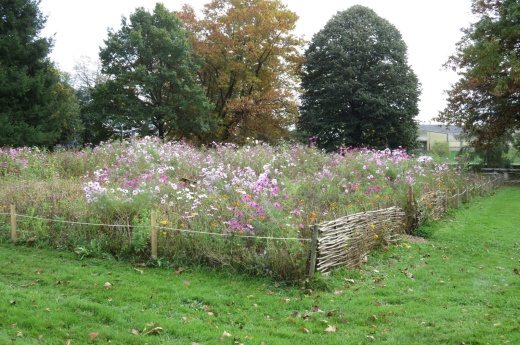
<box><xmin>370</xmin><ymin>224</ymin><xmax>375</xmax><ymax>229</ymax></box>
<box><xmin>162</xmin><ymin>231</ymin><xmax>167</xmax><ymax>236</ymax></box>
<box><xmin>374</xmin><ymin>234</ymin><xmax>379</xmax><ymax>239</ymax></box>
<box><xmin>160</xmin><ymin>220</ymin><xmax>168</xmax><ymax>225</ymax></box>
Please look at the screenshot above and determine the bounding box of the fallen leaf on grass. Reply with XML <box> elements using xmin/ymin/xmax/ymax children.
<box><xmin>182</xmin><ymin>280</ymin><xmax>191</xmax><ymax>286</ymax></box>
<box><xmin>89</xmin><ymin>332</ymin><xmax>99</xmax><ymax>340</ymax></box>
<box><xmin>143</xmin><ymin>327</ymin><xmax>163</xmax><ymax>335</ymax></box>
<box><xmin>298</xmin><ymin>327</ymin><xmax>310</xmax><ymax>333</ymax></box>
<box><xmin>366</xmin><ymin>335</ymin><xmax>375</xmax><ymax>340</ymax></box>
<box><xmin>344</xmin><ymin>279</ymin><xmax>355</xmax><ymax>284</ymax></box>
<box><xmin>381</xmin><ymin>328</ymin><xmax>391</xmax><ymax>334</ymax></box>
<box><xmin>514</xmin><ymin>268</ymin><xmax>519</xmax><ymax>275</ymax></box>
<box><xmin>10</xmin><ymin>300</ymin><xmax>15</xmax><ymax>305</ymax></box>
<box><xmin>175</xmin><ymin>267</ymin><xmax>184</xmax><ymax>274</ymax></box>
<box><xmin>134</xmin><ymin>268</ymin><xmax>144</xmax><ymax>274</ymax></box>
<box><xmin>104</xmin><ymin>282</ymin><xmax>112</xmax><ymax>288</ymax></box>
<box><xmin>16</xmin><ymin>332</ymin><xmax>22</xmax><ymax>337</ymax></box>
<box><xmin>65</xmin><ymin>340</ymin><xmax>71</xmax><ymax>345</ymax></box>
<box><xmin>311</xmin><ymin>305</ymin><xmax>321</xmax><ymax>312</ymax></box>
<box><xmin>324</xmin><ymin>325</ymin><xmax>337</xmax><ymax>332</ymax></box>
<box><xmin>182</xmin><ymin>317</ymin><xmax>191</xmax><ymax>323</ymax></box>
<box><xmin>220</xmin><ymin>331</ymin><xmax>231</xmax><ymax>340</ymax></box>
<box><xmin>21</xmin><ymin>282</ymin><xmax>36</xmax><ymax>287</ymax></box>
<box><xmin>36</xmin><ymin>335</ymin><xmax>43</xmax><ymax>341</ymax></box>
<box><xmin>496</xmin><ymin>267</ymin><xmax>505</xmax><ymax>271</ymax></box>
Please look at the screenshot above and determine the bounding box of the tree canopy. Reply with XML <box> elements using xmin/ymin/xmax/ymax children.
<box><xmin>91</xmin><ymin>3</ymin><xmax>216</xmax><ymax>142</ymax></box>
<box><xmin>298</xmin><ymin>5</ymin><xmax>420</xmax><ymax>151</ymax></box>
<box><xmin>436</xmin><ymin>0</ymin><xmax>520</xmax><ymax>148</ymax></box>
<box><xmin>178</xmin><ymin>0</ymin><xmax>303</xmax><ymax>144</ymax></box>
<box><xmin>0</xmin><ymin>0</ymin><xmax>80</xmax><ymax>147</ymax></box>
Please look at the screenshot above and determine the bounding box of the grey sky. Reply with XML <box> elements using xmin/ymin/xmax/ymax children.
<box><xmin>39</xmin><ymin>0</ymin><xmax>476</xmax><ymax>123</ymax></box>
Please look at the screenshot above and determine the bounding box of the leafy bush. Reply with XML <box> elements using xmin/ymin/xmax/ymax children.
<box><xmin>431</xmin><ymin>141</ymin><xmax>450</xmax><ymax>159</ymax></box>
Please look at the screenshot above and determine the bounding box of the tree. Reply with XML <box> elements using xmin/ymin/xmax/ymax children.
<box><xmin>0</xmin><ymin>0</ymin><xmax>81</xmax><ymax>147</ymax></box>
<box><xmin>298</xmin><ymin>5</ymin><xmax>421</xmax><ymax>151</ymax></box>
<box><xmin>178</xmin><ymin>0</ymin><xmax>303</xmax><ymax>144</ymax></box>
<box><xmin>72</xmin><ymin>56</ymin><xmax>111</xmax><ymax>145</ymax></box>
<box><xmin>91</xmin><ymin>3</ymin><xmax>216</xmax><ymax>142</ymax></box>
<box><xmin>436</xmin><ymin>0</ymin><xmax>520</xmax><ymax>149</ymax></box>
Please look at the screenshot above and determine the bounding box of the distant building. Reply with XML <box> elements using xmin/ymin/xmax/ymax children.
<box><xmin>418</xmin><ymin>124</ymin><xmax>470</xmax><ymax>151</ymax></box>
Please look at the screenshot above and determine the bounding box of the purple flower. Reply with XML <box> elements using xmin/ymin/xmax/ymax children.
<box><xmin>273</xmin><ymin>202</ymin><xmax>281</xmax><ymax>209</ymax></box>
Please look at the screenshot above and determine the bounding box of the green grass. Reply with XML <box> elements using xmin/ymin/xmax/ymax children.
<box><xmin>1</xmin><ymin>187</ymin><xmax>519</xmax><ymax>344</ymax></box>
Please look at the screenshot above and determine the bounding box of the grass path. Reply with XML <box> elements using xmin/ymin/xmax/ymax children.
<box><xmin>1</xmin><ymin>187</ymin><xmax>519</xmax><ymax>344</ymax></box>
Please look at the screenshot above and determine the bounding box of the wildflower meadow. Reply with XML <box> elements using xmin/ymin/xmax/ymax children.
<box><xmin>0</xmin><ymin>137</ymin><xmax>481</xmax><ymax>279</ymax></box>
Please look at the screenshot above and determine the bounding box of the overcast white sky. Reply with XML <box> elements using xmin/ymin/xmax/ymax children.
<box><xmin>39</xmin><ymin>0</ymin><xmax>476</xmax><ymax>123</ymax></box>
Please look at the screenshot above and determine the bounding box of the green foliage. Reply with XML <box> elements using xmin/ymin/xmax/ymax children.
<box><xmin>474</xmin><ymin>132</ymin><xmax>513</xmax><ymax>168</ymax></box>
<box><xmin>431</xmin><ymin>141</ymin><xmax>450</xmax><ymax>159</ymax></box>
<box><xmin>299</xmin><ymin>5</ymin><xmax>420</xmax><ymax>151</ymax></box>
<box><xmin>436</xmin><ymin>0</ymin><xmax>520</xmax><ymax>149</ymax></box>
<box><xmin>0</xmin><ymin>0</ymin><xmax>81</xmax><ymax>148</ymax></box>
<box><xmin>91</xmin><ymin>3</ymin><xmax>217</xmax><ymax>142</ymax></box>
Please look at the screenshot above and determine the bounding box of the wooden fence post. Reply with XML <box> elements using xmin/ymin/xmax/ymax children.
<box><xmin>309</xmin><ymin>223</ymin><xmax>319</xmax><ymax>277</ymax></box>
<box><xmin>445</xmin><ymin>189</ymin><xmax>449</xmax><ymax>211</ymax></box>
<box><xmin>10</xmin><ymin>203</ymin><xmax>17</xmax><ymax>244</ymax></box>
<box><xmin>150</xmin><ymin>211</ymin><xmax>157</xmax><ymax>259</ymax></box>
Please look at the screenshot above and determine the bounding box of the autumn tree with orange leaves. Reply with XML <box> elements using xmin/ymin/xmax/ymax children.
<box><xmin>178</xmin><ymin>0</ymin><xmax>304</xmax><ymax>144</ymax></box>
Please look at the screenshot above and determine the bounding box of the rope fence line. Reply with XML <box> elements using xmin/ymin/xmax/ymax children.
<box><xmin>0</xmin><ymin>173</ymin><xmax>504</xmax><ymax>277</ymax></box>
<box><xmin>1</xmin><ymin>207</ymin><xmax>312</xmax><ymax>244</ymax></box>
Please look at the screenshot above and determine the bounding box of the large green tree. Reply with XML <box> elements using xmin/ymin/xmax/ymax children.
<box><xmin>436</xmin><ymin>0</ymin><xmax>520</xmax><ymax>149</ymax></box>
<box><xmin>179</xmin><ymin>0</ymin><xmax>303</xmax><ymax>144</ymax></box>
<box><xmin>299</xmin><ymin>5</ymin><xmax>420</xmax><ymax>151</ymax></box>
<box><xmin>91</xmin><ymin>3</ymin><xmax>216</xmax><ymax>142</ymax></box>
<box><xmin>0</xmin><ymin>0</ymin><xmax>80</xmax><ymax>147</ymax></box>
<box><xmin>72</xmin><ymin>56</ymin><xmax>111</xmax><ymax>145</ymax></box>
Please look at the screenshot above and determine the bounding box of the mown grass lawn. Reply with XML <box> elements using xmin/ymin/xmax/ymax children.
<box><xmin>1</xmin><ymin>187</ymin><xmax>519</xmax><ymax>345</ymax></box>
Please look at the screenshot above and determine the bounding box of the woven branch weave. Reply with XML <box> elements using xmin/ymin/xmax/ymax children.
<box><xmin>317</xmin><ymin>207</ymin><xmax>405</xmax><ymax>272</ymax></box>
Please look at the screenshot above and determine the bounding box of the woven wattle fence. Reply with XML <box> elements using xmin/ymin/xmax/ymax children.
<box><xmin>316</xmin><ymin>206</ymin><xmax>406</xmax><ymax>273</ymax></box>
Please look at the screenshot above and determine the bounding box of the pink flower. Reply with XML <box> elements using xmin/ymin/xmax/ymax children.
<box><xmin>273</xmin><ymin>202</ymin><xmax>281</xmax><ymax>209</ymax></box>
